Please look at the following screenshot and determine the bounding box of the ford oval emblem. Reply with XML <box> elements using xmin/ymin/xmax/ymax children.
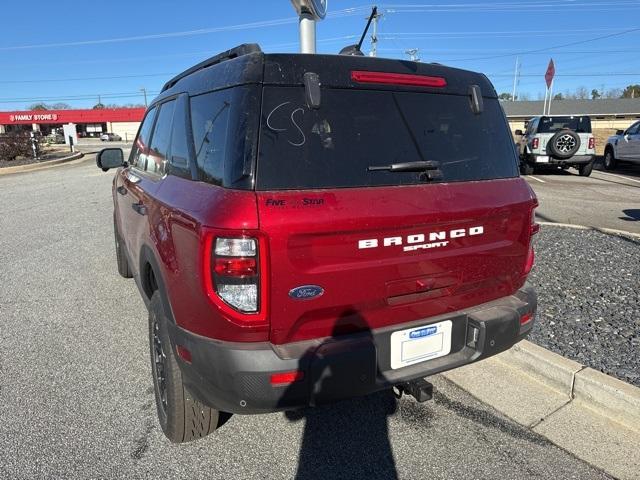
<box><xmin>289</xmin><ymin>285</ymin><xmax>324</xmax><ymax>300</ymax></box>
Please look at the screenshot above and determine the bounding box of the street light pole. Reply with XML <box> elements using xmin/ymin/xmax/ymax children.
<box><xmin>370</xmin><ymin>9</ymin><xmax>382</xmax><ymax>57</ymax></box>
<box><xmin>140</xmin><ymin>88</ymin><xmax>148</xmax><ymax>107</ymax></box>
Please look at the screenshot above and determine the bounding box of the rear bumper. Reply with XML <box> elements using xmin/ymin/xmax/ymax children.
<box><xmin>169</xmin><ymin>284</ymin><xmax>537</xmax><ymax>414</ymax></box>
<box><xmin>530</xmin><ymin>154</ymin><xmax>595</xmax><ymax>165</ymax></box>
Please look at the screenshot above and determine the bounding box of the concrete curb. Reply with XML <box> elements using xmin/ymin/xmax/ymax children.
<box><xmin>498</xmin><ymin>340</ymin><xmax>640</xmax><ymax>432</ymax></box>
<box><xmin>573</xmin><ymin>367</ymin><xmax>640</xmax><ymax>429</ymax></box>
<box><xmin>537</xmin><ymin>221</ymin><xmax>640</xmax><ymax>240</ymax></box>
<box><xmin>0</xmin><ymin>152</ymin><xmax>84</xmax><ymax>175</ymax></box>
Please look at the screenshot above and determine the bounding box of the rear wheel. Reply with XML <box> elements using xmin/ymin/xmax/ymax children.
<box><xmin>604</xmin><ymin>149</ymin><xmax>617</xmax><ymax>170</ymax></box>
<box><xmin>114</xmin><ymin>217</ymin><xmax>132</xmax><ymax>278</ymax></box>
<box><xmin>578</xmin><ymin>159</ymin><xmax>594</xmax><ymax>177</ymax></box>
<box><xmin>148</xmin><ymin>292</ymin><xmax>220</xmax><ymax>443</ymax></box>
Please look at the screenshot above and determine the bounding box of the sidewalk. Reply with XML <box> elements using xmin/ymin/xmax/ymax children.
<box><xmin>443</xmin><ymin>340</ymin><xmax>640</xmax><ymax>480</ymax></box>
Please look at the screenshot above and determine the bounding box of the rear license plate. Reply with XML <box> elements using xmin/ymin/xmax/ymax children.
<box><xmin>536</xmin><ymin>155</ymin><xmax>549</xmax><ymax>163</ymax></box>
<box><xmin>390</xmin><ymin>320</ymin><xmax>452</xmax><ymax>370</ymax></box>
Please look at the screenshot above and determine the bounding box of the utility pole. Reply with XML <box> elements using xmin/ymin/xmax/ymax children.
<box><xmin>140</xmin><ymin>87</ymin><xmax>148</xmax><ymax>107</ymax></box>
<box><xmin>511</xmin><ymin>56</ymin><xmax>520</xmax><ymax>101</ymax></box>
<box><xmin>405</xmin><ymin>48</ymin><xmax>420</xmax><ymax>62</ymax></box>
<box><xmin>369</xmin><ymin>8</ymin><xmax>382</xmax><ymax>57</ymax></box>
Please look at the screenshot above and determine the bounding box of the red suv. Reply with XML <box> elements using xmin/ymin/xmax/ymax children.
<box><xmin>97</xmin><ymin>44</ymin><xmax>538</xmax><ymax>443</ymax></box>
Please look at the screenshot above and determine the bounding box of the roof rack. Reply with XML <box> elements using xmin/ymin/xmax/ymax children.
<box><xmin>161</xmin><ymin>43</ymin><xmax>262</xmax><ymax>92</ymax></box>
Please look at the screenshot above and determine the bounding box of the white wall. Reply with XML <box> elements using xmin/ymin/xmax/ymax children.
<box><xmin>108</xmin><ymin>121</ymin><xmax>141</xmax><ymax>142</ymax></box>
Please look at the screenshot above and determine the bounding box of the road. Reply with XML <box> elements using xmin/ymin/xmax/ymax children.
<box><xmin>0</xmin><ymin>157</ymin><xmax>614</xmax><ymax>480</ymax></box>
<box><xmin>526</xmin><ymin>162</ymin><xmax>640</xmax><ymax>234</ymax></box>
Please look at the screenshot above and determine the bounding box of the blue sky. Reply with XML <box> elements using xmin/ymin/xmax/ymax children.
<box><xmin>1</xmin><ymin>0</ymin><xmax>639</xmax><ymax>110</ymax></box>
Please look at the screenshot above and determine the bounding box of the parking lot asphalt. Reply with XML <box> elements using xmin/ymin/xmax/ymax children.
<box><xmin>525</xmin><ymin>162</ymin><xmax>640</xmax><ymax>234</ymax></box>
<box><xmin>0</xmin><ymin>157</ymin><xmax>613</xmax><ymax>479</ymax></box>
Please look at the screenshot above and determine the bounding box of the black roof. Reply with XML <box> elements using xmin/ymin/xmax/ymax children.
<box><xmin>153</xmin><ymin>44</ymin><xmax>497</xmax><ymax>106</ymax></box>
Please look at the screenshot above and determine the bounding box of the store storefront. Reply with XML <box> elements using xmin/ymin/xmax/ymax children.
<box><xmin>0</xmin><ymin>108</ymin><xmax>145</xmax><ymax>141</ymax></box>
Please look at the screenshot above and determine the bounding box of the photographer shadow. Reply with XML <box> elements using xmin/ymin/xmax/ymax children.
<box><xmin>281</xmin><ymin>311</ymin><xmax>399</xmax><ymax>480</ymax></box>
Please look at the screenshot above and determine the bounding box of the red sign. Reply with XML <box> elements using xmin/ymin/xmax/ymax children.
<box><xmin>545</xmin><ymin>59</ymin><xmax>555</xmax><ymax>89</ymax></box>
<box><xmin>0</xmin><ymin>108</ymin><xmax>145</xmax><ymax>125</ymax></box>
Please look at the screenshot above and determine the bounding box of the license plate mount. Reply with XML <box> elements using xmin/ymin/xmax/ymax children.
<box><xmin>390</xmin><ymin>320</ymin><xmax>452</xmax><ymax>370</ymax></box>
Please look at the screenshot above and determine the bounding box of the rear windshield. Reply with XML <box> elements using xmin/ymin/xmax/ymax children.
<box><xmin>256</xmin><ymin>87</ymin><xmax>518</xmax><ymax>190</ymax></box>
<box><xmin>537</xmin><ymin>116</ymin><xmax>591</xmax><ymax>134</ymax></box>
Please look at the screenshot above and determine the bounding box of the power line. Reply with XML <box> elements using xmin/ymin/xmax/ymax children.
<box><xmin>0</xmin><ymin>8</ymin><xmax>367</xmax><ymax>51</ymax></box>
<box><xmin>446</xmin><ymin>26</ymin><xmax>640</xmax><ymax>62</ymax></box>
<box><xmin>0</xmin><ymin>91</ymin><xmax>160</xmax><ymax>103</ymax></box>
<box><xmin>380</xmin><ymin>27</ymin><xmax>625</xmax><ymax>36</ymax></box>
<box><xmin>490</xmin><ymin>72</ymin><xmax>640</xmax><ymax>77</ymax></box>
<box><xmin>0</xmin><ymin>73</ymin><xmax>175</xmax><ymax>84</ymax></box>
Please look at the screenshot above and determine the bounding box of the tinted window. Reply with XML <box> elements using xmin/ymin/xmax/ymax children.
<box><xmin>257</xmin><ymin>87</ymin><xmax>518</xmax><ymax>190</ymax></box>
<box><xmin>168</xmin><ymin>95</ymin><xmax>191</xmax><ymax>176</ymax></box>
<box><xmin>190</xmin><ymin>86</ymin><xmax>260</xmax><ymax>188</ymax></box>
<box><xmin>626</xmin><ymin>122</ymin><xmax>640</xmax><ymax>135</ymax></box>
<box><xmin>147</xmin><ymin>100</ymin><xmax>176</xmax><ymax>175</ymax></box>
<box><xmin>537</xmin><ymin>116</ymin><xmax>591</xmax><ymax>133</ymax></box>
<box><xmin>130</xmin><ymin>107</ymin><xmax>156</xmax><ymax>170</ymax></box>
<box><xmin>191</xmin><ymin>91</ymin><xmax>230</xmax><ymax>185</ymax></box>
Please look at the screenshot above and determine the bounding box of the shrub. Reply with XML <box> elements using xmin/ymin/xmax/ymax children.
<box><xmin>0</xmin><ymin>133</ymin><xmax>33</xmax><ymax>161</ymax></box>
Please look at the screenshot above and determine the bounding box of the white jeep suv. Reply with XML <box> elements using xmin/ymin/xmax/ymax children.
<box><xmin>516</xmin><ymin>115</ymin><xmax>596</xmax><ymax>176</ymax></box>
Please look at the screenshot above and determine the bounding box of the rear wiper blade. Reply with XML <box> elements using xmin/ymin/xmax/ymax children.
<box><xmin>368</xmin><ymin>160</ymin><xmax>440</xmax><ymax>172</ymax></box>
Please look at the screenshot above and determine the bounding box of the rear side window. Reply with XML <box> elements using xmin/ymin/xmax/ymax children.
<box><xmin>537</xmin><ymin>116</ymin><xmax>591</xmax><ymax>133</ymax></box>
<box><xmin>130</xmin><ymin>106</ymin><xmax>157</xmax><ymax>170</ymax></box>
<box><xmin>257</xmin><ymin>87</ymin><xmax>518</xmax><ymax>190</ymax></box>
<box><xmin>189</xmin><ymin>86</ymin><xmax>260</xmax><ymax>188</ymax></box>
<box><xmin>191</xmin><ymin>91</ymin><xmax>231</xmax><ymax>185</ymax></box>
<box><xmin>147</xmin><ymin>100</ymin><xmax>176</xmax><ymax>175</ymax></box>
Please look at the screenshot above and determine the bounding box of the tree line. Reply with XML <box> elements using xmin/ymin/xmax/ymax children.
<box><xmin>28</xmin><ymin>102</ymin><xmax>145</xmax><ymax>110</ymax></box>
<box><xmin>499</xmin><ymin>84</ymin><xmax>640</xmax><ymax>101</ymax></box>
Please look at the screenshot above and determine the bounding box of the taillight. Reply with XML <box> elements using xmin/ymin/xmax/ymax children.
<box><xmin>351</xmin><ymin>70</ymin><xmax>447</xmax><ymax>88</ymax></box>
<box><xmin>524</xmin><ymin>245</ymin><xmax>535</xmax><ymax>275</ymax></box>
<box><xmin>202</xmin><ymin>232</ymin><xmax>269</xmax><ymax>329</ymax></box>
<box><xmin>531</xmin><ymin>138</ymin><xmax>539</xmax><ymax>150</ymax></box>
<box><xmin>588</xmin><ymin>137</ymin><xmax>595</xmax><ymax>150</ymax></box>
<box><xmin>213</xmin><ymin>237</ymin><xmax>259</xmax><ymax>313</ymax></box>
<box><xmin>524</xmin><ymin>203</ymin><xmax>539</xmax><ymax>276</ymax></box>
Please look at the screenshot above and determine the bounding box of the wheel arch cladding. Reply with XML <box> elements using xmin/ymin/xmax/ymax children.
<box><xmin>139</xmin><ymin>244</ymin><xmax>175</xmax><ymax>324</ymax></box>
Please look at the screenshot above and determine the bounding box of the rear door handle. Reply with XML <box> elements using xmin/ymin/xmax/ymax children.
<box><xmin>117</xmin><ymin>186</ymin><xmax>127</xmax><ymax>195</ymax></box>
<box><xmin>132</xmin><ymin>202</ymin><xmax>147</xmax><ymax>216</ymax></box>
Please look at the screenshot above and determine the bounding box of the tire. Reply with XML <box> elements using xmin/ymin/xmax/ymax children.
<box><xmin>578</xmin><ymin>159</ymin><xmax>594</xmax><ymax>177</ymax></box>
<box><xmin>148</xmin><ymin>292</ymin><xmax>220</xmax><ymax>443</ymax></box>
<box><xmin>520</xmin><ymin>161</ymin><xmax>535</xmax><ymax>175</ymax></box>
<box><xmin>547</xmin><ymin>130</ymin><xmax>581</xmax><ymax>159</ymax></box>
<box><xmin>114</xmin><ymin>216</ymin><xmax>133</xmax><ymax>278</ymax></box>
<box><xmin>604</xmin><ymin>148</ymin><xmax>617</xmax><ymax>171</ymax></box>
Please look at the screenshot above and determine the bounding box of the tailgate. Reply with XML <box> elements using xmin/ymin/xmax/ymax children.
<box><xmin>258</xmin><ymin>179</ymin><xmax>535</xmax><ymax>344</ymax></box>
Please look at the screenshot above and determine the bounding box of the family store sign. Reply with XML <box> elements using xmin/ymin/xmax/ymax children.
<box><xmin>0</xmin><ymin>108</ymin><xmax>145</xmax><ymax>125</ymax></box>
<box><xmin>9</xmin><ymin>113</ymin><xmax>58</xmax><ymax>122</ymax></box>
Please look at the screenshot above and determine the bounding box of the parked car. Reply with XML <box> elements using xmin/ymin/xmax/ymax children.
<box><xmin>603</xmin><ymin>120</ymin><xmax>640</xmax><ymax>170</ymax></box>
<box><xmin>96</xmin><ymin>44</ymin><xmax>539</xmax><ymax>443</ymax></box>
<box><xmin>100</xmin><ymin>132</ymin><xmax>122</xmax><ymax>142</ymax></box>
<box><xmin>515</xmin><ymin>115</ymin><xmax>596</xmax><ymax>176</ymax></box>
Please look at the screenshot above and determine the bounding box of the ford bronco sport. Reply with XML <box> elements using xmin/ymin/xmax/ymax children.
<box><xmin>97</xmin><ymin>44</ymin><xmax>539</xmax><ymax>443</ymax></box>
<box><xmin>516</xmin><ymin>115</ymin><xmax>596</xmax><ymax>176</ymax></box>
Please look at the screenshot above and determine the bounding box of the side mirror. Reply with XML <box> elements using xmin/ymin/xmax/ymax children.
<box><xmin>515</xmin><ymin>129</ymin><xmax>523</xmax><ymax>136</ymax></box>
<box><xmin>96</xmin><ymin>148</ymin><xmax>125</xmax><ymax>172</ymax></box>
<box><xmin>616</xmin><ymin>129</ymin><xmax>625</xmax><ymax>136</ymax></box>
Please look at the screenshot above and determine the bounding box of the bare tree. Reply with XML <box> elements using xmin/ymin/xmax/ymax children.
<box><xmin>604</xmin><ymin>88</ymin><xmax>623</xmax><ymax>99</ymax></box>
<box><xmin>575</xmin><ymin>86</ymin><xmax>589</xmax><ymax>99</ymax></box>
